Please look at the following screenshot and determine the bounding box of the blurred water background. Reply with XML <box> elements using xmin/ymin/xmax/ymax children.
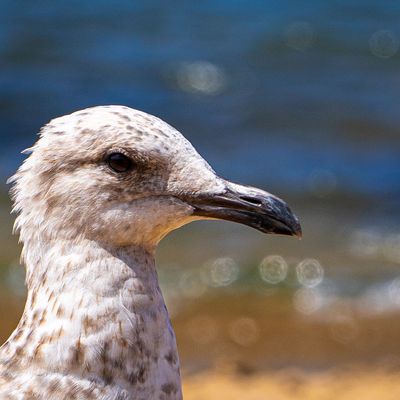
<box><xmin>1</xmin><ymin>0</ymin><xmax>400</xmax><ymax>375</ymax></box>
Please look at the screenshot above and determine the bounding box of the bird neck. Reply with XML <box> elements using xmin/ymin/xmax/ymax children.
<box><xmin>1</xmin><ymin>238</ymin><xmax>181</xmax><ymax>397</ymax></box>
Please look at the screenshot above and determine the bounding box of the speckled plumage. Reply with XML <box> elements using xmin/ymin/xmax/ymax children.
<box><xmin>0</xmin><ymin>105</ymin><xmax>300</xmax><ymax>399</ymax></box>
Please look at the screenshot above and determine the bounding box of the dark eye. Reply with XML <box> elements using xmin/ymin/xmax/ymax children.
<box><xmin>106</xmin><ymin>152</ymin><xmax>134</xmax><ymax>173</ymax></box>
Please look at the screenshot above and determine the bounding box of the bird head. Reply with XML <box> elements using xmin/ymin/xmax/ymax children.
<box><xmin>10</xmin><ymin>106</ymin><xmax>301</xmax><ymax>251</ymax></box>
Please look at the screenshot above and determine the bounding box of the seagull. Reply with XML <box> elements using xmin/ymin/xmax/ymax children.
<box><xmin>0</xmin><ymin>106</ymin><xmax>301</xmax><ymax>399</ymax></box>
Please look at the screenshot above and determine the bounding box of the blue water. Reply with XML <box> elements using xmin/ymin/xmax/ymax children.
<box><xmin>0</xmin><ymin>0</ymin><xmax>400</xmax><ymax>203</ymax></box>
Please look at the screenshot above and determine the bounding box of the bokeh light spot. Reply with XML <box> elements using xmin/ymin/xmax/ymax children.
<box><xmin>179</xmin><ymin>269</ymin><xmax>207</xmax><ymax>298</ymax></box>
<box><xmin>296</xmin><ymin>259</ymin><xmax>324</xmax><ymax>288</ymax></box>
<box><xmin>369</xmin><ymin>30</ymin><xmax>399</xmax><ymax>58</ymax></box>
<box><xmin>229</xmin><ymin>317</ymin><xmax>260</xmax><ymax>347</ymax></box>
<box><xmin>258</xmin><ymin>255</ymin><xmax>288</xmax><ymax>284</ymax></box>
<box><xmin>204</xmin><ymin>257</ymin><xmax>239</xmax><ymax>287</ymax></box>
<box><xmin>176</xmin><ymin>61</ymin><xmax>226</xmax><ymax>95</ymax></box>
<box><xmin>293</xmin><ymin>288</ymin><xmax>323</xmax><ymax>315</ymax></box>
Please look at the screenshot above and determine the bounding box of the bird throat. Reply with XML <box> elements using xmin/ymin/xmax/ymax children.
<box><xmin>0</xmin><ymin>239</ymin><xmax>182</xmax><ymax>399</ymax></box>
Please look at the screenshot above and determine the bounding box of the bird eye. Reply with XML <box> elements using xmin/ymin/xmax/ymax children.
<box><xmin>106</xmin><ymin>152</ymin><xmax>134</xmax><ymax>173</ymax></box>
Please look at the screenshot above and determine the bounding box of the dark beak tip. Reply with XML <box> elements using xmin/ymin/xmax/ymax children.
<box><xmin>186</xmin><ymin>186</ymin><xmax>303</xmax><ymax>240</ymax></box>
<box><xmin>273</xmin><ymin>218</ymin><xmax>302</xmax><ymax>239</ymax></box>
<box><xmin>268</xmin><ymin>197</ymin><xmax>302</xmax><ymax>239</ymax></box>
<box><xmin>291</xmin><ymin>214</ymin><xmax>302</xmax><ymax>239</ymax></box>
<box><xmin>293</xmin><ymin>225</ymin><xmax>303</xmax><ymax>239</ymax></box>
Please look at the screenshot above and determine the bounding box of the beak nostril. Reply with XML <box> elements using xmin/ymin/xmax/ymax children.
<box><xmin>239</xmin><ymin>195</ymin><xmax>263</xmax><ymax>207</ymax></box>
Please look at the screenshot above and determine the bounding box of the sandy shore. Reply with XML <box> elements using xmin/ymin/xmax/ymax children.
<box><xmin>183</xmin><ymin>369</ymin><xmax>400</xmax><ymax>400</ymax></box>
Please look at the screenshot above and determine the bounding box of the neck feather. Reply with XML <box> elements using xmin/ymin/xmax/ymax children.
<box><xmin>1</xmin><ymin>237</ymin><xmax>181</xmax><ymax>397</ymax></box>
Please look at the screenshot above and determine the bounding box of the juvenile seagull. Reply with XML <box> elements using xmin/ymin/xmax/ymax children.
<box><xmin>0</xmin><ymin>106</ymin><xmax>301</xmax><ymax>399</ymax></box>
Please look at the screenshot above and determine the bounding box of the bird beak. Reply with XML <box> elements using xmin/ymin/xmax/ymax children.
<box><xmin>183</xmin><ymin>181</ymin><xmax>302</xmax><ymax>237</ymax></box>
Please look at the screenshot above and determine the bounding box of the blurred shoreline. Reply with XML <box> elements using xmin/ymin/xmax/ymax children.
<box><xmin>2</xmin><ymin>290</ymin><xmax>400</xmax><ymax>372</ymax></box>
